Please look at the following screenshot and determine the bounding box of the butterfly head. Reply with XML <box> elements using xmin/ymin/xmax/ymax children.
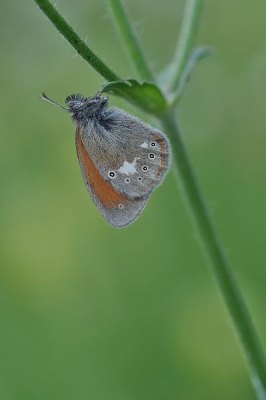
<box><xmin>40</xmin><ymin>92</ymin><xmax>109</xmax><ymax>123</ymax></box>
<box><xmin>65</xmin><ymin>94</ymin><xmax>109</xmax><ymax>122</ymax></box>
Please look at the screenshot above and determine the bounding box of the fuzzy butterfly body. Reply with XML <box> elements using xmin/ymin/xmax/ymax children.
<box><xmin>42</xmin><ymin>92</ymin><xmax>170</xmax><ymax>228</ymax></box>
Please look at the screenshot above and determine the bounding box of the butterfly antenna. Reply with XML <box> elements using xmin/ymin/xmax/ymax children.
<box><xmin>40</xmin><ymin>93</ymin><xmax>69</xmax><ymax>111</ymax></box>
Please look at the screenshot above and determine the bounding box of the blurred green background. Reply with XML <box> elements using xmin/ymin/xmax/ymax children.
<box><xmin>1</xmin><ymin>0</ymin><xmax>266</xmax><ymax>399</ymax></box>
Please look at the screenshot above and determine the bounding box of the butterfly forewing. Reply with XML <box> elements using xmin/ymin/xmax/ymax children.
<box><xmin>75</xmin><ymin>128</ymin><xmax>149</xmax><ymax>228</ymax></box>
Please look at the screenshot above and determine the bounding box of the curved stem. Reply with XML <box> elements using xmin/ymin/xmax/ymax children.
<box><xmin>34</xmin><ymin>0</ymin><xmax>120</xmax><ymax>82</ymax></box>
<box><xmin>170</xmin><ymin>0</ymin><xmax>203</xmax><ymax>91</ymax></box>
<box><xmin>106</xmin><ymin>0</ymin><xmax>156</xmax><ymax>82</ymax></box>
<box><xmin>160</xmin><ymin>109</ymin><xmax>266</xmax><ymax>400</ymax></box>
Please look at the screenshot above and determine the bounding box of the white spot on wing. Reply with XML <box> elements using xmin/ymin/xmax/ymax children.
<box><xmin>140</xmin><ymin>142</ymin><xmax>148</xmax><ymax>148</ymax></box>
<box><xmin>118</xmin><ymin>157</ymin><xmax>139</xmax><ymax>176</ymax></box>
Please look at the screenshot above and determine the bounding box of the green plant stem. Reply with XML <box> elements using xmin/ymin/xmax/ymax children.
<box><xmin>106</xmin><ymin>0</ymin><xmax>156</xmax><ymax>82</ymax></box>
<box><xmin>161</xmin><ymin>109</ymin><xmax>266</xmax><ymax>400</ymax></box>
<box><xmin>34</xmin><ymin>0</ymin><xmax>120</xmax><ymax>82</ymax></box>
<box><xmin>170</xmin><ymin>0</ymin><xmax>203</xmax><ymax>91</ymax></box>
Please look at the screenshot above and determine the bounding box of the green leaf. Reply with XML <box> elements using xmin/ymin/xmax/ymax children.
<box><xmin>101</xmin><ymin>79</ymin><xmax>168</xmax><ymax>116</ymax></box>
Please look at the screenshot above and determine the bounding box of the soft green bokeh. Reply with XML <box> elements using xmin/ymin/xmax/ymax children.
<box><xmin>1</xmin><ymin>1</ymin><xmax>266</xmax><ymax>399</ymax></box>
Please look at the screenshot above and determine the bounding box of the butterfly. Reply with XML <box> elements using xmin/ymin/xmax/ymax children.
<box><xmin>41</xmin><ymin>91</ymin><xmax>170</xmax><ymax>228</ymax></box>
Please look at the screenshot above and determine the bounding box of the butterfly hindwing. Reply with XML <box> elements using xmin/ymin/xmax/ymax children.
<box><xmin>79</xmin><ymin>107</ymin><xmax>170</xmax><ymax>199</ymax></box>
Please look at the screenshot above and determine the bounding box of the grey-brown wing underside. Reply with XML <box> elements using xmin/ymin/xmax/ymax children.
<box><xmin>79</xmin><ymin>108</ymin><xmax>170</xmax><ymax>199</ymax></box>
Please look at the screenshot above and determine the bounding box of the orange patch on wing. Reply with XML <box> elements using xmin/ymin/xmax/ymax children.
<box><xmin>76</xmin><ymin>129</ymin><xmax>128</xmax><ymax>208</ymax></box>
